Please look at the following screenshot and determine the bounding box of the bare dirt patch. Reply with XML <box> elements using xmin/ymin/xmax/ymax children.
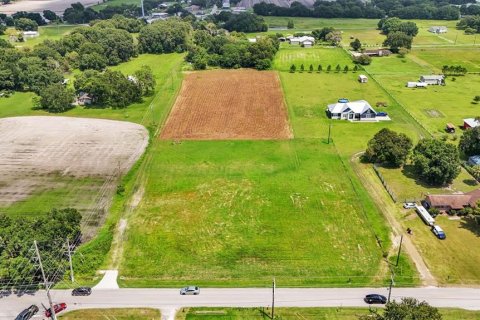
<box><xmin>160</xmin><ymin>70</ymin><xmax>292</xmax><ymax>140</ymax></box>
<box><xmin>0</xmin><ymin>116</ymin><xmax>148</xmax><ymax>235</ymax></box>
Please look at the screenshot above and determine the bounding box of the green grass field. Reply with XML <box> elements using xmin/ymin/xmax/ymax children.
<box><xmin>0</xmin><ymin>25</ymin><xmax>79</xmax><ymax>48</ymax></box>
<box><xmin>92</xmin><ymin>0</ymin><xmax>140</xmax><ymax>10</ymax></box>
<box><xmin>178</xmin><ymin>307</ymin><xmax>480</xmax><ymax>320</ymax></box>
<box><xmin>273</xmin><ymin>47</ymin><xmax>354</xmax><ymax>72</ymax></box>
<box><xmin>60</xmin><ymin>308</ymin><xmax>161</xmax><ymax>319</ymax></box>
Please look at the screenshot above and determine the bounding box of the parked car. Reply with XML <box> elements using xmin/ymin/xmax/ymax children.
<box><xmin>431</xmin><ymin>225</ymin><xmax>446</xmax><ymax>239</ymax></box>
<box><xmin>364</xmin><ymin>294</ymin><xmax>387</xmax><ymax>304</ymax></box>
<box><xmin>421</xmin><ymin>200</ymin><xmax>430</xmax><ymax>210</ymax></box>
<box><xmin>376</xmin><ymin>112</ymin><xmax>388</xmax><ymax>117</ymax></box>
<box><xmin>403</xmin><ymin>202</ymin><xmax>416</xmax><ymax>209</ymax></box>
<box><xmin>72</xmin><ymin>287</ymin><xmax>92</xmax><ymax>296</ymax></box>
<box><xmin>45</xmin><ymin>303</ymin><xmax>67</xmax><ymax>317</ymax></box>
<box><xmin>15</xmin><ymin>305</ymin><xmax>39</xmax><ymax>320</ymax></box>
<box><xmin>180</xmin><ymin>286</ymin><xmax>200</xmax><ymax>295</ymax></box>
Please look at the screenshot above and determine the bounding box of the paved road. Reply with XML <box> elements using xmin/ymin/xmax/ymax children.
<box><xmin>2</xmin><ymin>287</ymin><xmax>480</xmax><ymax>318</ymax></box>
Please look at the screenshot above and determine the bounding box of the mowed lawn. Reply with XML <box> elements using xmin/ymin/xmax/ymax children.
<box><xmin>0</xmin><ymin>25</ymin><xmax>79</xmax><ymax>48</ymax></box>
<box><xmin>179</xmin><ymin>307</ymin><xmax>480</xmax><ymax>320</ymax></box>
<box><xmin>364</xmin><ymin>52</ymin><xmax>480</xmax><ymax>135</ymax></box>
<box><xmin>60</xmin><ymin>308</ymin><xmax>161</xmax><ymax>319</ymax></box>
<box><xmin>120</xmin><ymin>140</ymin><xmax>391</xmax><ymax>287</ymax></box>
<box><xmin>273</xmin><ymin>47</ymin><xmax>354</xmax><ymax>72</ymax></box>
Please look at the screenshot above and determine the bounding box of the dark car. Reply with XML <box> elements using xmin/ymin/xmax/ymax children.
<box><xmin>364</xmin><ymin>294</ymin><xmax>387</xmax><ymax>304</ymax></box>
<box><xmin>45</xmin><ymin>303</ymin><xmax>67</xmax><ymax>317</ymax></box>
<box><xmin>15</xmin><ymin>305</ymin><xmax>39</xmax><ymax>320</ymax></box>
<box><xmin>376</xmin><ymin>112</ymin><xmax>388</xmax><ymax>117</ymax></box>
<box><xmin>72</xmin><ymin>287</ymin><xmax>92</xmax><ymax>296</ymax></box>
<box><xmin>431</xmin><ymin>225</ymin><xmax>446</xmax><ymax>240</ymax></box>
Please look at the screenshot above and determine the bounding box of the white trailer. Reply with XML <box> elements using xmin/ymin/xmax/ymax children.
<box><xmin>416</xmin><ymin>205</ymin><xmax>435</xmax><ymax>226</ymax></box>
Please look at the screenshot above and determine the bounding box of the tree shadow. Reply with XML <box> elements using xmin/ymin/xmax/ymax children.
<box><xmin>458</xmin><ymin>216</ymin><xmax>480</xmax><ymax>238</ymax></box>
<box><xmin>463</xmin><ymin>179</ymin><xmax>478</xmax><ymax>186</ymax></box>
<box><xmin>401</xmin><ymin>165</ymin><xmax>448</xmax><ymax>189</ymax></box>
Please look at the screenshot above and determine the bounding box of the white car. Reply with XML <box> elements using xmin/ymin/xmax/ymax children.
<box><xmin>180</xmin><ymin>286</ymin><xmax>200</xmax><ymax>295</ymax></box>
<box><xmin>403</xmin><ymin>202</ymin><xmax>416</xmax><ymax>209</ymax></box>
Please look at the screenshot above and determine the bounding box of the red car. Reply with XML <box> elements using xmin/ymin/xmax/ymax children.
<box><xmin>44</xmin><ymin>303</ymin><xmax>67</xmax><ymax>317</ymax></box>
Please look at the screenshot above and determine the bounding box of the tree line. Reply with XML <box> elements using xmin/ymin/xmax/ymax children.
<box><xmin>0</xmin><ymin>208</ymin><xmax>81</xmax><ymax>289</ymax></box>
<box><xmin>253</xmin><ymin>0</ymin><xmax>459</xmax><ymax>20</ymax></box>
<box><xmin>457</xmin><ymin>15</ymin><xmax>480</xmax><ymax>34</ymax></box>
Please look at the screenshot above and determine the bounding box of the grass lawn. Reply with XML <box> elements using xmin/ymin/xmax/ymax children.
<box><xmin>273</xmin><ymin>47</ymin><xmax>354</xmax><ymax>72</ymax></box>
<box><xmin>412</xmin><ymin>47</ymin><xmax>480</xmax><ymax>73</ymax></box>
<box><xmin>60</xmin><ymin>308</ymin><xmax>161</xmax><ymax>319</ymax></box>
<box><xmin>91</xmin><ymin>0</ymin><xmax>140</xmax><ymax>10</ymax></box>
<box><xmin>119</xmin><ymin>47</ymin><xmax>421</xmax><ymax>287</ymax></box>
<box><xmin>364</xmin><ymin>53</ymin><xmax>480</xmax><ymax>135</ymax></box>
<box><xmin>0</xmin><ymin>54</ymin><xmax>185</xmax><ymax>125</ymax></box>
<box><xmin>178</xmin><ymin>307</ymin><xmax>480</xmax><ymax>319</ymax></box>
<box><xmin>0</xmin><ymin>25</ymin><xmax>79</xmax><ymax>48</ymax></box>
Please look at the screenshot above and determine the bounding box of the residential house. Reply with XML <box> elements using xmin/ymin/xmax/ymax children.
<box><xmin>429</xmin><ymin>26</ymin><xmax>448</xmax><ymax>33</ymax></box>
<box><xmin>76</xmin><ymin>93</ymin><xmax>93</xmax><ymax>106</ymax></box>
<box><xmin>22</xmin><ymin>31</ymin><xmax>39</xmax><ymax>39</ymax></box>
<box><xmin>231</xmin><ymin>6</ymin><xmax>246</xmax><ymax>13</ymax></box>
<box><xmin>358</xmin><ymin>75</ymin><xmax>368</xmax><ymax>83</ymax></box>
<box><xmin>420</xmin><ymin>75</ymin><xmax>445</xmax><ymax>85</ymax></box>
<box><xmin>425</xmin><ymin>189</ymin><xmax>480</xmax><ymax>212</ymax></box>
<box><xmin>288</xmin><ymin>36</ymin><xmax>315</xmax><ymax>47</ymax></box>
<box><xmin>464</xmin><ymin>118</ymin><xmax>480</xmax><ymax>129</ymax></box>
<box><xmin>327</xmin><ymin>99</ymin><xmax>377</xmax><ymax>121</ymax></box>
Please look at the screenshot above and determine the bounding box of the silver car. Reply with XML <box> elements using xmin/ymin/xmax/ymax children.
<box><xmin>180</xmin><ymin>286</ymin><xmax>200</xmax><ymax>295</ymax></box>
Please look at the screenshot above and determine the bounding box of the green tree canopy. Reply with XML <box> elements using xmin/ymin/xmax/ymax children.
<box><xmin>364</xmin><ymin>128</ymin><xmax>413</xmax><ymax>167</ymax></box>
<box><xmin>138</xmin><ymin>19</ymin><xmax>192</xmax><ymax>54</ymax></box>
<box><xmin>350</xmin><ymin>38</ymin><xmax>362</xmax><ymax>51</ymax></box>
<box><xmin>37</xmin><ymin>83</ymin><xmax>75</xmax><ymax>113</ymax></box>
<box><xmin>14</xmin><ymin>18</ymin><xmax>38</xmax><ymax>31</ymax></box>
<box><xmin>383</xmin><ymin>31</ymin><xmax>413</xmax><ymax>52</ymax></box>
<box><xmin>359</xmin><ymin>297</ymin><xmax>442</xmax><ymax>320</ymax></box>
<box><xmin>412</xmin><ymin>139</ymin><xmax>461</xmax><ymax>185</ymax></box>
<box><xmin>459</xmin><ymin>126</ymin><xmax>480</xmax><ymax>156</ymax></box>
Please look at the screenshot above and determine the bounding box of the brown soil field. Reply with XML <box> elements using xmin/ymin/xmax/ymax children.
<box><xmin>160</xmin><ymin>70</ymin><xmax>292</xmax><ymax>140</ymax></box>
<box><xmin>0</xmin><ymin>116</ymin><xmax>148</xmax><ymax>235</ymax></box>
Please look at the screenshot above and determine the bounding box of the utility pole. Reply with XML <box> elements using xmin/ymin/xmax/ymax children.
<box><xmin>66</xmin><ymin>238</ymin><xmax>74</xmax><ymax>283</ymax></box>
<box><xmin>141</xmin><ymin>0</ymin><xmax>145</xmax><ymax>18</ymax></box>
<box><xmin>271</xmin><ymin>278</ymin><xmax>275</xmax><ymax>319</ymax></box>
<box><xmin>34</xmin><ymin>240</ymin><xmax>57</xmax><ymax>320</ymax></box>
<box><xmin>395</xmin><ymin>235</ymin><xmax>403</xmax><ymax>267</ymax></box>
<box><xmin>387</xmin><ymin>273</ymin><xmax>394</xmax><ymax>303</ymax></box>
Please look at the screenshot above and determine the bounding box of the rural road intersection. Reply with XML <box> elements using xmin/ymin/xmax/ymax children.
<box><xmin>2</xmin><ymin>287</ymin><xmax>480</xmax><ymax>319</ymax></box>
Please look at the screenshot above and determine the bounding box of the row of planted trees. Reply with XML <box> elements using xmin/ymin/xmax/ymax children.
<box><xmin>290</xmin><ymin>63</ymin><xmax>360</xmax><ymax>73</ymax></box>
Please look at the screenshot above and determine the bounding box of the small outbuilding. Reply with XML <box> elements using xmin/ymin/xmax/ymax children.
<box><xmin>468</xmin><ymin>155</ymin><xmax>480</xmax><ymax>166</ymax></box>
<box><xmin>76</xmin><ymin>92</ymin><xmax>93</xmax><ymax>106</ymax></box>
<box><xmin>22</xmin><ymin>31</ymin><xmax>39</xmax><ymax>38</ymax></box>
<box><xmin>429</xmin><ymin>26</ymin><xmax>447</xmax><ymax>34</ymax></box>
<box><xmin>420</xmin><ymin>75</ymin><xmax>445</xmax><ymax>85</ymax></box>
<box><xmin>445</xmin><ymin>123</ymin><xmax>455</xmax><ymax>133</ymax></box>
<box><xmin>406</xmin><ymin>82</ymin><xmax>428</xmax><ymax>88</ymax></box>
<box><xmin>358</xmin><ymin>74</ymin><xmax>368</xmax><ymax>83</ymax></box>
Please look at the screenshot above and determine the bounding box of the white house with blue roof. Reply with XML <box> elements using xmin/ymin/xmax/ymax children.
<box><xmin>327</xmin><ymin>99</ymin><xmax>377</xmax><ymax>121</ymax></box>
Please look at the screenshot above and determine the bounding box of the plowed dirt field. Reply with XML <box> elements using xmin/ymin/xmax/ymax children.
<box><xmin>160</xmin><ymin>70</ymin><xmax>292</xmax><ymax>140</ymax></box>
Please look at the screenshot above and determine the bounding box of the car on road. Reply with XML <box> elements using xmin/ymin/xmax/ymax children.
<box><xmin>403</xmin><ymin>202</ymin><xmax>416</xmax><ymax>209</ymax></box>
<box><xmin>431</xmin><ymin>225</ymin><xmax>446</xmax><ymax>239</ymax></box>
<box><xmin>180</xmin><ymin>286</ymin><xmax>200</xmax><ymax>295</ymax></box>
<box><xmin>45</xmin><ymin>303</ymin><xmax>67</xmax><ymax>317</ymax></box>
<box><xmin>364</xmin><ymin>294</ymin><xmax>387</xmax><ymax>304</ymax></box>
<box><xmin>72</xmin><ymin>287</ymin><xmax>92</xmax><ymax>296</ymax></box>
<box><xmin>15</xmin><ymin>305</ymin><xmax>39</xmax><ymax>320</ymax></box>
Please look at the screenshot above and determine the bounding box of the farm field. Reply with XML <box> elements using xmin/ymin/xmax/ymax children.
<box><xmin>91</xmin><ymin>0</ymin><xmax>140</xmax><ymax>10</ymax></box>
<box><xmin>178</xmin><ymin>307</ymin><xmax>480</xmax><ymax>319</ymax></box>
<box><xmin>60</xmin><ymin>308</ymin><xmax>161</xmax><ymax>319</ymax></box>
<box><xmin>120</xmin><ymin>53</ymin><xmax>421</xmax><ymax>287</ymax></box>
<box><xmin>0</xmin><ymin>116</ymin><xmax>148</xmax><ymax>238</ymax></box>
<box><xmin>160</xmin><ymin>70</ymin><xmax>292</xmax><ymax>140</ymax></box>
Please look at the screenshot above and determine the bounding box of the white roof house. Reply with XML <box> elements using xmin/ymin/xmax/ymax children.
<box><xmin>327</xmin><ymin>100</ymin><xmax>377</xmax><ymax>121</ymax></box>
<box><xmin>288</xmin><ymin>36</ymin><xmax>315</xmax><ymax>46</ymax></box>
<box><xmin>420</xmin><ymin>75</ymin><xmax>445</xmax><ymax>85</ymax></box>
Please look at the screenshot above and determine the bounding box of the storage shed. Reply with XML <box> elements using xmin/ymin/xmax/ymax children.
<box><xmin>358</xmin><ymin>75</ymin><xmax>368</xmax><ymax>83</ymax></box>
